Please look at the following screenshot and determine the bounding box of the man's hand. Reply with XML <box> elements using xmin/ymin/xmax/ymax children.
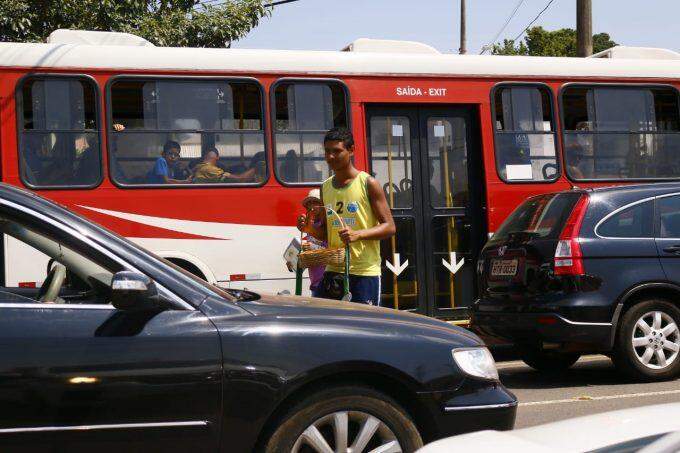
<box><xmin>112</xmin><ymin>123</ymin><xmax>125</xmax><ymax>132</ymax></box>
<box><xmin>338</xmin><ymin>227</ymin><xmax>362</xmax><ymax>244</ymax></box>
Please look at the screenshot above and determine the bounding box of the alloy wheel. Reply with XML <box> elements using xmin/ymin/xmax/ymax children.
<box><xmin>291</xmin><ymin>410</ymin><xmax>402</xmax><ymax>453</ymax></box>
<box><xmin>632</xmin><ymin>310</ymin><xmax>680</xmax><ymax>370</ymax></box>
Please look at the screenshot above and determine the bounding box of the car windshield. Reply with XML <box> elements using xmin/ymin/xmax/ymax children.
<box><xmin>491</xmin><ymin>192</ymin><xmax>582</xmax><ymax>243</ymax></box>
<box><xmin>0</xmin><ymin>216</ymin><xmax>117</xmax><ymax>288</ymax></box>
<box><xmin>152</xmin><ymin>252</ymin><xmax>244</xmax><ymax>302</ymax></box>
<box><xmin>15</xmin><ymin>186</ymin><xmax>245</xmax><ymax>304</ymax></box>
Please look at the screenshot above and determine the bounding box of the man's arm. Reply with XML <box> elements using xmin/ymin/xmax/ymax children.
<box><xmin>338</xmin><ymin>177</ymin><xmax>396</xmax><ymax>243</ymax></box>
<box><xmin>162</xmin><ymin>166</ymin><xmax>191</xmax><ymax>184</ymax></box>
<box><xmin>225</xmin><ymin>168</ymin><xmax>255</xmax><ymax>182</ymax></box>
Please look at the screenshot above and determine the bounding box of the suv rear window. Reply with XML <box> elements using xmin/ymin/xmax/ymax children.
<box><xmin>491</xmin><ymin>192</ymin><xmax>582</xmax><ymax>242</ymax></box>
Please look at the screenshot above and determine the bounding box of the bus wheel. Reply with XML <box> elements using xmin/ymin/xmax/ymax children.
<box><xmin>166</xmin><ymin>258</ymin><xmax>207</xmax><ymax>281</ymax></box>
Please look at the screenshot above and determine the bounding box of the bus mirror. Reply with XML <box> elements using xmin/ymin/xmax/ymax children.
<box><xmin>110</xmin><ymin>271</ymin><xmax>161</xmax><ymax>311</ymax></box>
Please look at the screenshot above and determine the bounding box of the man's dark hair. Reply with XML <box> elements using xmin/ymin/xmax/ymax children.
<box><xmin>324</xmin><ymin>127</ymin><xmax>354</xmax><ymax>148</ymax></box>
<box><xmin>163</xmin><ymin>140</ymin><xmax>181</xmax><ymax>154</ymax></box>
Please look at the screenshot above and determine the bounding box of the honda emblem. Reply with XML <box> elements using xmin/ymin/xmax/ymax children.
<box><xmin>498</xmin><ymin>246</ymin><xmax>507</xmax><ymax>257</ymax></box>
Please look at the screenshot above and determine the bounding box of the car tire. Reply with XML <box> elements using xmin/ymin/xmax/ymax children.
<box><xmin>518</xmin><ymin>347</ymin><xmax>580</xmax><ymax>372</ymax></box>
<box><xmin>264</xmin><ymin>385</ymin><xmax>423</xmax><ymax>453</ymax></box>
<box><xmin>614</xmin><ymin>299</ymin><xmax>680</xmax><ymax>381</ymax></box>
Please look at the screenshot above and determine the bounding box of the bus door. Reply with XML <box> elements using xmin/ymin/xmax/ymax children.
<box><xmin>366</xmin><ymin>105</ymin><xmax>485</xmax><ymax>320</ymax></box>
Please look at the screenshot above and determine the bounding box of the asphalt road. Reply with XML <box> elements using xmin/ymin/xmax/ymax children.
<box><xmin>499</xmin><ymin>355</ymin><xmax>680</xmax><ymax>428</ymax></box>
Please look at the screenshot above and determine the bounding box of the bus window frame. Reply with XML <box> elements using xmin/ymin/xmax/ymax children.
<box><xmin>105</xmin><ymin>74</ymin><xmax>269</xmax><ymax>189</ymax></box>
<box><xmin>16</xmin><ymin>72</ymin><xmax>105</xmax><ymax>191</ymax></box>
<box><xmin>559</xmin><ymin>82</ymin><xmax>680</xmax><ymax>183</ymax></box>
<box><xmin>270</xmin><ymin>77</ymin><xmax>352</xmax><ymax>188</ymax></box>
<box><xmin>490</xmin><ymin>81</ymin><xmax>561</xmax><ymax>185</ymax></box>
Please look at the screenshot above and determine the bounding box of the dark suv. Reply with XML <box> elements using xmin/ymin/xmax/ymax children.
<box><xmin>473</xmin><ymin>183</ymin><xmax>680</xmax><ymax>380</ymax></box>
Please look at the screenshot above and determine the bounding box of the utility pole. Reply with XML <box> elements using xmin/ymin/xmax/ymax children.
<box><xmin>576</xmin><ymin>0</ymin><xmax>592</xmax><ymax>57</ymax></box>
<box><xmin>459</xmin><ymin>0</ymin><xmax>466</xmax><ymax>54</ymax></box>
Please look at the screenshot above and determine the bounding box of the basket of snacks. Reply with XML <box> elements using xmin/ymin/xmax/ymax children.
<box><xmin>298</xmin><ymin>206</ymin><xmax>348</xmax><ymax>269</ymax></box>
<box><xmin>298</xmin><ymin>245</ymin><xmax>345</xmax><ymax>269</ymax></box>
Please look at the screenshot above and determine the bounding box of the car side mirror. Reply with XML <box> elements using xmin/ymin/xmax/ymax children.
<box><xmin>110</xmin><ymin>271</ymin><xmax>163</xmax><ymax>311</ymax></box>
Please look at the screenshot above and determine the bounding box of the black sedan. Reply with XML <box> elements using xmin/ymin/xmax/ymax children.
<box><xmin>0</xmin><ymin>183</ymin><xmax>516</xmax><ymax>452</ymax></box>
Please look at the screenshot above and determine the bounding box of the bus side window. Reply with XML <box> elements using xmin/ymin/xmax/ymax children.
<box><xmin>493</xmin><ymin>84</ymin><xmax>558</xmax><ymax>183</ymax></box>
<box><xmin>273</xmin><ymin>81</ymin><xmax>348</xmax><ymax>184</ymax></box>
<box><xmin>109</xmin><ymin>79</ymin><xmax>266</xmax><ymax>186</ymax></box>
<box><xmin>562</xmin><ymin>85</ymin><xmax>680</xmax><ymax>181</ymax></box>
<box><xmin>18</xmin><ymin>77</ymin><xmax>102</xmax><ymax>189</ymax></box>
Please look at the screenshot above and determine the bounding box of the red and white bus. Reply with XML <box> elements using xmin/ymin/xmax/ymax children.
<box><xmin>3</xmin><ymin>30</ymin><xmax>680</xmax><ymax>320</ymax></box>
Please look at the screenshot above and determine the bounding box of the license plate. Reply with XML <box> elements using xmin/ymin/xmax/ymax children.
<box><xmin>490</xmin><ymin>259</ymin><xmax>518</xmax><ymax>277</ymax></box>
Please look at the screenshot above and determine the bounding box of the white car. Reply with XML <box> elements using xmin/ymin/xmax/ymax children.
<box><xmin>418</xmin><ymin>403</ymin><xmax>680</xmax><ymax>453</ymax></box>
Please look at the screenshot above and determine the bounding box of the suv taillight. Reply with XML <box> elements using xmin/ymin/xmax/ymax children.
<box><xmin>554</xmin><ymin>194</ymin><xmax>589</xmax><ymax>276</ymax></box>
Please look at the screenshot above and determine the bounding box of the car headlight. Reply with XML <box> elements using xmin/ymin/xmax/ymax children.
<box><xmin>452</xmin><ymin>347</ymin><xmax>499</xmax><ymax>380</ymax></box>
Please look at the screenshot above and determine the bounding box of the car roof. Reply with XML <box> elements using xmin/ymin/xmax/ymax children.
<box><xmin>587</xmin><ymin>182</ymin><xmax>680</xmax><ymax>197</ymax></box>
<box><xmin>0</xmin><ymin>182</ymin><xmax>62</xmax><ymax>211</ymax></box>
<box><xmin>533</xmin><ymin>183</ymin><xmax>680</xmax><ymax>201</ymax></box>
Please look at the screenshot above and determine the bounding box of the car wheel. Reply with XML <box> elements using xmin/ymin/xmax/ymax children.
<box><xmin>614</xmin><ymin>300</ymin><xmax>680</xmax><ymax>381</ymax></box>
<box><xmin>264</xmin><ymin>385</ymin><xmax>423</xmax><ymax>453</ymax></box>
<box><xmin>518</xmin><ymin>347</ymin><xmax>580</xmax><ymax>372</ymax></box>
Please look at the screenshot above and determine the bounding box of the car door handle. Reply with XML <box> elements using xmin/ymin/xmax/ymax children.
<box><xmin>663</xmin><ymin>245</ymin><xmax>680</xmax><ymax>254</ymax></box>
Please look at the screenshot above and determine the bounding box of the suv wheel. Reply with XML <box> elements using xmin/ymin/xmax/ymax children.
<box><xmin>264</xmin><ymin>386</ymin><xmax>422</xmax><ymax>453</ymax></box>
<box><xmin>614</xmin><ymin>300</ymin><xmax>680</xmax><ymax>381</ymax></box>
<box><xmin>518</xmin><ymin>346</ymin><xmax>580</xmax><ymax>372</ymax></box>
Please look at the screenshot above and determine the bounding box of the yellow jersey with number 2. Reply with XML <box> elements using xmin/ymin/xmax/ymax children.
<box><xmin>322</xmin><ymin>171</ymin><xmax>381</xmax><ymax>277</ymax></box>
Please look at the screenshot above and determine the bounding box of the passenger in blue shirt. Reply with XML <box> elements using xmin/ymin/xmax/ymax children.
<box><xmin>147</xmin><ymin>141</ymin><xmax>191</xmax><ymax>184</ymax></box>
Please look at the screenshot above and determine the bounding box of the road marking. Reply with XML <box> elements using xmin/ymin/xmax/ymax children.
<box><xmin>520</xmin><ymin>389</ymin><xmax>680</xmax><ymax>407</ymax></box>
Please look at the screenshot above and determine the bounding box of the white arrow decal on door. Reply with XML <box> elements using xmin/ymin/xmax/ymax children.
<box><xmin>442</xmin><ymin>252</ymin><xmax>465</xmax><ymax>274</ymax></box>
<box><xmin>385</xmin><ymin>253</ymin><xmax>408</xmax><ymax>276</ymax></box>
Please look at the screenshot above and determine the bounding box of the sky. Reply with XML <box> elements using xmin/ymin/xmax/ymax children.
<box><xmin>232</xmin><ymin>0</ymin><xmax>680</xmax><ymax>54</ymax></box>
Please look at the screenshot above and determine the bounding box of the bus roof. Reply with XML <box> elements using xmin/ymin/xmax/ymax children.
<box><xmin>1</xmin><ymin>39</ymin><xmax>680</xmax><ymax>80</ymax></box>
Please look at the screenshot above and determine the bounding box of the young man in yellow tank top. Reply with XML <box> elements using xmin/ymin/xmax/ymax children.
<box><xmin>297</xmin><ymin>127</ymin><xmax>396</xmax><ymax>305</ymax></box>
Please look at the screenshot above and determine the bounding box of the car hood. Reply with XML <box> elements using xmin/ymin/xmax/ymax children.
<box><xmin>236</xmin><ymin>293</ymin><xmax>482</xmax><ymax>345</ymax></box>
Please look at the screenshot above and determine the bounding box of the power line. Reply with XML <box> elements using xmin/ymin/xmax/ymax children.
<box><xmin>264</xmin><ymin>0</ymin><xmax>301</xmax><ymax>6</ymax></box>
<box><xmin>510</xmin><ymin>0</ymin><xmax>558</xmax><ymax>43</ymax></box>
<box><xmin>197</xmin><ymin>0</ymin><xmax>300</xmax><ymax>6</ymax></box>
<box><xmin>480</xmin><ymin>0</ymin><xmax>525</xmax><ymax>54</ymax></box>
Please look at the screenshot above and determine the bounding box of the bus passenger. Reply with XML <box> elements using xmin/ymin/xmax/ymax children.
<box><xmin>297</xmin><ymin>127</ymin><xmax>396</xmax><ymax>306</ymax></box>
<box><xmin>147</xmin><ymin>141</ymin><xmax>191</xmax><ymax>184</ymax></box>
<box><xmin>281</xmin><ymin>149</ymin><xmax>300</xmax><ymax>182</ymax></box>
<box><xmin>39</xmin><ymin>135</ymin><xmax>79</xmax><ymax>186</ymax></box>
<box><xmin>566</xmin><ymin>144</ymin><xmax>586</xmax><ymax>180</ymax></box>
<box><xmin>72</xmin><ymin>134</ymin><xmax>98</xmax><ymax>184</ymax></box>
<box><xmin>192</xmin><ymin>149</ymin><xmax>233</xmax><ymax>183</ymax></box>
<box><xmin>225</xmin><ymin>151</ymin><xmax>267</xmax><ymax>183</ymax></box>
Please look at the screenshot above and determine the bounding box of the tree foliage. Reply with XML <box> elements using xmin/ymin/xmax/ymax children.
<box><xmin>0</xmin><ymin>0</ymin><xmax>271</xmax><ymax>47</ymax></box>
<box><xmin>491</xmin><ymin>26</ymin><xmax>617</xmax><ymax>57</ymax></box>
